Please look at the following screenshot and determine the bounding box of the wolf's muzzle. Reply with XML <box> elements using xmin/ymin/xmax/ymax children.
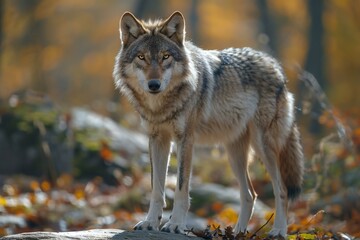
<box><xmin>148</xmin><ymin>79</ymin><xmax>161</xmax><ymax>93</ymax></box>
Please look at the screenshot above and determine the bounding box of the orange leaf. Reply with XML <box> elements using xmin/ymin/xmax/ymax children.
<box><xmin>196</xmin><ymin>208</ymin><xmax>207</xmax><ymax>217</ymax></box>
<box><xmin>56</xmin><ymin>174</ymin><xmax>73</xmax><ymax>188</ymax></box>
<box><xmin>100</xmin><ymin>142</ymin><xmax>113</xmax><ymax>161</ymax></box>
<box><xmin>41</xmin><ymin>181</ymin><xmax>51</xmax><ymax>192</ymax></box>
<box><xmin>30</xmin><ymin>181</ymin><xmax>40</xmax><ymax>191</ymax></box>
<box><xmin>211</xmin><ymin>201</ymin><xmax>224</xmax><ymax>213</ymax></box>
<box><xmin>218</xmin><ymin>207</ymin><xmax>238</xmax><ymax>224</ymax></box>
<box><xmin>74</xmin><ymin>188</ymin><xmax>85</xmax><ymax>200</ymax></box>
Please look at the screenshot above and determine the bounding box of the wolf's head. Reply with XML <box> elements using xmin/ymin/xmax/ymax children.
<box><xmin>114</xmin><ymin>11</ymin><xmax>192</xmax><ymax>96</ymax></box>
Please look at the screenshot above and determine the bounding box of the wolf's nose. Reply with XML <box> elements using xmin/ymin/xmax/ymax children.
<box><xmin>148</xmin><ymin>79</ymin><xmax>161</xmax><ymax>92</ymax></box>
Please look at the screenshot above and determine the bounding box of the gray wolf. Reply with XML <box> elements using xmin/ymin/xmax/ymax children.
<box><xmin>113</xmin><ymin>11</ymin><xmax>304</xmax><ymax>237</ymax></box>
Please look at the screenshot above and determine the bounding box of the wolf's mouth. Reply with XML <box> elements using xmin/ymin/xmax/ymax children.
<box><xmin>148</xmin><ymin>90</ymin><xmax>161</xmax><ymax>94</ymax></box>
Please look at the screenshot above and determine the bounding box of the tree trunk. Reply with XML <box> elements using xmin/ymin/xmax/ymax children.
<box><xmin>0</xmin><ymin>0</ymin><xmax>3</xmax><ymax>78</ymax></box>
<box><xmin>133</xmin><ymin>0</ymin><xmax>164</xmax><ymax>19</ymax></box>
<box><xmin>17</xmin><ymin>0</ymin><xmax>47</xmax><ymax>92</ymax></box>
<box><xmin>189</xmin><ymin>0</ymin><xmax>200</xmax><ymax>44</ymax></box>
<box><xmin>255</xmin><ymin>0</ymin><xmax>278</xmax><ymax>57</ymax></box>
<box><xmin>304</xmin><ymin>0</ymin><xmax>325</xmax><ymax>134</ymax></box>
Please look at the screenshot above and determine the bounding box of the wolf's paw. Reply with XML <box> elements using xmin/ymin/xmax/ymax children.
<box><xmin>233</xmin><ymin>224</ymin><xmax>247</xmax><ymax>235</ymax></box>
<box><xmin>134</xmin><ymin>220</ymin><xmax>160</xmax><ymax>231</ymax></box>
<box><xmin>268</xmin><ymin>227</ymin><xmax>287</xmax><ymax>238</ymax></box>
<box><xmin>161</xmin><ymin>222</ymin><xmax>186</xmax><ymax>234</ymax></box>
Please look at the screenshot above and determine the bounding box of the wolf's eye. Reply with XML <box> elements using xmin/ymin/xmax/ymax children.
<box><xmin>162</xmin><ymin>54</ymin><xmax>170</xmax><ymax>60</ymax></box>
<box><xmin>138</xmin><ymin>54</ymin><xmax>145</xmax><ymax>60</ymax></box>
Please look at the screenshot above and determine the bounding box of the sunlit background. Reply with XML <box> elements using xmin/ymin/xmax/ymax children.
<box><xmin>1</xmin><ymin>0</ymin><xmax>360</xmax><ymax>110</ymax></box>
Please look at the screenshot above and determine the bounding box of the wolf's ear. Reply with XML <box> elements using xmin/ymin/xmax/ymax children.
<box><xmin>160</xmin><ymin>11</ymin><xmax>185</xmax><ymax>46</ymax></box>
<box><xmin>119</xmin><ymin>12</ymin><xmax>146</xmax><ymax>47</ymax></box>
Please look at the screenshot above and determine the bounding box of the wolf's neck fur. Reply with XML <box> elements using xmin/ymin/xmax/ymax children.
<box><xmin>121</xmin><ymin>71</ymin><xmax>198</xmax><ymax>125</ymax></box>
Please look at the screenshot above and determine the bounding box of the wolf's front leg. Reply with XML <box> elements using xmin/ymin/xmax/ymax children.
<box><xmin>161</xmin><ymin>134</ymin><xmax>194</xmax><ymax>234</ymax></box>
<box><xmin>134</xmin><ymin>132</ymin><xmax>171</xmax><ymax>231</ymax></box>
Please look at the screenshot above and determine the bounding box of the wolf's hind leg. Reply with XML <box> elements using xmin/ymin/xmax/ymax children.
<box><xmin>134</xmin><ymin>133</ymin><xmax>171</xmax><ymax>231</ymax></box>
<box><xmin>256</xmin><ymin>134</ymin><xmax>288</xmax><ymax>237</ymax></box>
<box><xmin>225</xmin><ymin>128</ymin><xmax>256</xmax><ymax>234</ymax></box>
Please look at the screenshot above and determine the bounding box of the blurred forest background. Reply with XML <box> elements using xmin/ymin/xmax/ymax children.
<box><xmin>0</xmin><ymin>0</ymin><xmax>359</xmax><ymax>238</ymax></box>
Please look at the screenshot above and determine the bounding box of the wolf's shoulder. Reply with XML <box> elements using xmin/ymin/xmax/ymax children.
<box><xmin>187</xmin><ymin>44</ymin><xmax>277</xmax><ymax>67</ymax></box>
<box><xmin>218</xmin><ymin>47</ymin><xmax>276</xmax><ymax>64</ymax></box>
<box><xmin>216</xmin><ymin>47</ymin><xmax>283</xmax><ymax>76</ymax></box>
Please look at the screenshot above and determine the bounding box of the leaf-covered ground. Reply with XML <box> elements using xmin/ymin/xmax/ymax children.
<box><xmin>0</xmin><ymin>172</ymin><xmax>358</xmax><ymax>239</ymax></box>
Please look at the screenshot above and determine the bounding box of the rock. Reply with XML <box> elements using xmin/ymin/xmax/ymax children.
<box><xmin>0</xmin><ymin>229</ymin><xmax>203</xmax><ymax>240</ymax></box>
<box><xmin>71</xmin><ymin>107</ymin><xmax>148</xmax><ymax>156</ymax></box>
<box><xmin>70</xmin><ymin>107</ymin><xmax>149</xmax><ymax>182</ymax></box>
<box><xmin>310</xmin><ymin>188</ymin><xmax>360</xmax><ymax>219</ymax></box>
<box><xmin>0</xmin><ymin>215</ymin><xmax>26</xmax><ymax>228</ymax></box>
<box><xmin>0</xmin><ymin>105</ymin><xmax>73</xmax><ymax>177</ymax></box>
<box><xmin>191</xmin><ymin>183</ymin><xmax>271</xmax><ymax>216</ymax></box>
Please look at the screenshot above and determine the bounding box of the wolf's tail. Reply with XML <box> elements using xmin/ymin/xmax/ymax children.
<box><xmin>279</xmin><ymin>123</ymin><xmax>304</xmax><ymax>200</ymax></box>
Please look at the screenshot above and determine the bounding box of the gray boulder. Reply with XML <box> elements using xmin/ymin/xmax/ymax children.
<box><xmin>0</xmin><ymin>229</ymin><xmax>203</xmax><ymax>240</ymax></box>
